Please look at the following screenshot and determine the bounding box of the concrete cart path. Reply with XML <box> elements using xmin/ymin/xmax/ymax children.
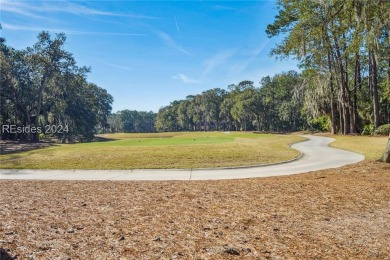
<box><xmin>0</xmin><ymin>135</ymin><xmax>365</xmax><ymax>181</ymax></box>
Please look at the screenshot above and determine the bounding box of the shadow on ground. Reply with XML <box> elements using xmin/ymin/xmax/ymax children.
<box><xmin>0</xmin><ymin>248</ymin><xmax>16</xmax><ymax>260</ymax></box>
<box><xmin>0</xmin><ymin>140</ymin><xmax>57</xmax><ymax>155</ymax></box>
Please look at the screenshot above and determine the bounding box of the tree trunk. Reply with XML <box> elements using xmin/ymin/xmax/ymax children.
<box><xmin>345</xmin><ymin>52</ymin><xmax>355</xmax><ymax>134</ymax></box>
<box><xmin>333</xmin><ymin>35</ymin><xmax>350</xmax><ymax>134</ymax></box>
<box><xmin>342</xmin><ymin>101</ymin><xmax>350</xmax><ymax>135</ymax></box>
<box><xmin>350</xmin><ymin>53</ymin><xmax>361</xmax><ymax>133</ymax></box>
<box><xmin>383</xmin><ymin>133</ymin><xmax>390</xmax><ymax>163</ymax></box>
<box><xmin>256</xmin><ymin>114</ymin><xmax>261</xmax><ymax>131</ymax></box>
<box><xmin>327</xmin><ymin>51</ymin><xmax>337</xmax><ymax>134</ymax></box>
<box><xmin>34</xmin><ymin>75</ymin><xmax>47</xmax><ymax>141</ymax></box>
<box><xmin>338</xmin><ymin>102</ymin><xmax>344</xmax><ymax>134</ymax></box>
<box><xmin>387</xmin><ymin>57</ymin><xmax>390</xmax><ymax>124</ymax></box>
<box><xmin>353</xmin><ymin>53</ymin><xmax>362</xmax><ymax>132</ymax></box>
<box><xmin>369</xmin><ymin>49</ymin><xmax>380</xmax><ymax>128</ymax></box>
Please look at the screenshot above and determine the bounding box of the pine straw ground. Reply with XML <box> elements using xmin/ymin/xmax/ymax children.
<box><xmin>1</xmin><ymin>161</ymin><xmax>390</xmax><ymax>259</ymax></box>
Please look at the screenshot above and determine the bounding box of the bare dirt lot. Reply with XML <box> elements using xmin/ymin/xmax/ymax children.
<box><xmin>1</xmin><ymin>161</ymin><xmax>389</xmax><ymax>259</ymax></box>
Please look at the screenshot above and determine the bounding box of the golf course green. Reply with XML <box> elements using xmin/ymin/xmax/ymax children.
<box><xmin>0</xmin><ymin>132</ymin><xmax>306</xmax><ymax>169</ymax></box>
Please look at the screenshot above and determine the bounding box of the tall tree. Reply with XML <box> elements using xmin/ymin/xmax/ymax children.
<box><xmin>266</xmin><ymin>0</ymin><xmax>390</xmax><ymax>135</ymax></box>
<box><xmin>1</xmin><ymin>31</ymin><xmax>113</xmax><ymax>141</ymax></box>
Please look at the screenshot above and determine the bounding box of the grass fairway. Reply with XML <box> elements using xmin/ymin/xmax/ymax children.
<box><xmin>0</xmin><ymin>132</ymin><xmax>306</xmax><ymax>169</ymax></box>
<box><xmin>317</xmin><ymin>133</ymin><xmax>388</xmax><ymax>160</ymax></box>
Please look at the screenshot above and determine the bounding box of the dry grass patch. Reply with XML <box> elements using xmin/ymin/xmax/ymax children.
<box><xmin>317</xmin><ymin>133</ymin><xmax>388</xmax><ymax>160</ymax></box>
<box><xmin>1</xmin><ymin>161</ymin><xmax>389</xmax><ymax>259</ymax></box>
<box><xmin>0</xmin><ymin>133</ymin><xmax>305</xmax><ymax>169</ymax></box>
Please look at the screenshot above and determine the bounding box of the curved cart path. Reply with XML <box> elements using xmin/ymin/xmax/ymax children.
<box><xmin>0</xmin><ymin>135</ymin><xmax>364</xmax><ymax>181</ymax></box>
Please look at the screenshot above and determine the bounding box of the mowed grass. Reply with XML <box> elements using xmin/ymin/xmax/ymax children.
<box><xmin>0</xmin><ymin>132</ymin><xmax>306</xmax><ymax>169</ymax></box>
<box><xmin>318</xmin><ymin>133</ymin><xmax>388</xmax><ymax>160</ymax></box>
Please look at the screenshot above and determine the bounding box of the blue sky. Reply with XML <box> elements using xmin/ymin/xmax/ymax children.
<box><xmin>1</xmin><ymin>0</ymin><xmax>298</xmax><ymax>113</ymax></box>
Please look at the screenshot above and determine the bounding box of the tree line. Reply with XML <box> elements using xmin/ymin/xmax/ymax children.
<box><xmin>1</xmin><ymin>30</ymin><xmax>113</xmax><ymax>141</ymax></box>
<box><xmin>154</xmin><ymin>72</ymin><xmax>307</xmax><ymax>132</ymax></box>
<box><xmin>106</xmin><ymin>72</ymin><xmax>311</xmax><ymax>133</ymax></box>
<box><xmin>266</xmin><ymin>0</ymin><xmax>390</xmax><ymax>134</ymax></box>
<box><xmin>108</xmin><ymin>64</ymin><xmax>390</xmax><ymax>134</ymax></box>
<box><xmin>108</xmin><ymin>110</ymin><xmax>156</xmax><ymax>133</ymax></box>
<box><xmin>110</xmin><ymin>0</ymin><xmax>389</xmax><ymax>135</ymax></box>
<box><xmin>137</xmin><ymin>65</ymin><xmax>388</xmax><ymax>134</ymax></box>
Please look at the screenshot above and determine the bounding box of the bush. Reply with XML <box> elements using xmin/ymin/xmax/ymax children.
<box><xmin>362</xmin><ymin>124</ymin><xmax>374</xmax><ymax>135</ymax></box>
<box><xmin>374</xmin><ymin>124</ymin><xmax>390</xmax><ymax>136</ymax></box>
<box><xmin>310</xmin><ymin>115</ymin><xmax>330</xmax><ymax>132</ymax></box>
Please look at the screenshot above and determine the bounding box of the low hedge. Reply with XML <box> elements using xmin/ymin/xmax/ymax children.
<box><xmin>375</xmin><ymin>124</ymin><xmax>390</xmax><ymax>136</ymax></box>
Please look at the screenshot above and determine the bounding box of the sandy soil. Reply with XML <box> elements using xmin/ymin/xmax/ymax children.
<box><xmin>1</xmin><ymin>161</ymin><xmax>389</xmax><ymax>259</ymax></box>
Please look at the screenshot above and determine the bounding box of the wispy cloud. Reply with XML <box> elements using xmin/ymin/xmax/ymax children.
<box><xmin>91</xmin><ymin>58</ymin><xmax>132</xmax><ymax>71</ymax></box>
<box><xmin>213</xmin><ymin>5</ymin><xmax>241</xmax><ymax>12</ymax></box>
<box><xmin>203</xmin><ymin>49</ymin><xmax>237</xmax><ymax>76</ymax></box>
<box><xmin>0</xmin><ymin>1</ymin><xmax>46</xmax><ymax>19</ymax></box>
<box><xmin>174</xmin><ymin>16</ymin><xmax>180</xmax><ymax>34</ymax></box>
<box><xmin>2</xmin><ymin>23</ymin><xmax>148</xmax><ymax>36</ymax></box>
<box><xmin>43</xmin><ymin>2</ymin><xmax>159</xmax><ymax>19</ymax></box>
<box><xmin>156</xmin><ymin>30</ymin><xmax>190</xmax><ymax>55</ymax></box>
<box><xmin>229</xmin><ymin>41</ymin><xmax>269</xmax><ymax>75</ymax></box>
<box><xmin>45</xmin><ymin>2</ymin><xmax>119</xmax><ymax>16</ymax></box>
<box><xmin>172</xmin><ymin>73</ymin><xmax>199</xmax><ymax>84</ymax></box>
<box><xmin>172</xmin><ymin>49</ymin><xmax>238</xmax><ymax>84</ymax></box>
<box><xmin>250</xmin><ymin>41</ymin><xmax>269</xmax><ymax>57</ymax></box>
<box><xmin>1</xmin><ymin>0</ymin><xmax>159</xmax><ymax>19</ymax></box>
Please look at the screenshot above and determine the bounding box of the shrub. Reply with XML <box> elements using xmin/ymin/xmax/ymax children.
<box><xmin>362</xmin><ymin>124</ymin><xmax>374</xmax><ymax>135</ymax></box>
<box><xmin>374</xmin><ymin>124</ymin><xmax>390</xmax><ymax>136</ymax></box>
<box><xmin>310</xmin><ymin>115</ymin><xmax>330</xmax><ymax>132</ymax></box>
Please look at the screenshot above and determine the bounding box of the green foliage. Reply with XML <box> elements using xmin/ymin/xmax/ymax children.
<box><xmin>108</xmin><ymin>110</ymin><xmax>156</xmax><ymax>133</ymax></box>
<box><xmin>266</xmin><ymin>0</ymin><xmax>390</xmax><ymax>135</ymax></box>
<box><xmin>0</xmin><ymin>31</ymin><xmax>113</xmax><ymax>141</ymax></box>
<box><xmin>310</xmin><ymin>116</ymin><xmax>331</xmax><ymax>132</ymax></box>
<box><xmin>152</xmin><ymin>72</ymin><xmax>305</xmax><ymax>133</ymax></box>
<box><xmin>362</xmin><ymin>124</ymin><xmax>374</xmax><ymax>136</ymax></box>
<box><xmin>375</xmin><ymin>124</ymin><xmax>390</xmax><ymax>136</ymax></box>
